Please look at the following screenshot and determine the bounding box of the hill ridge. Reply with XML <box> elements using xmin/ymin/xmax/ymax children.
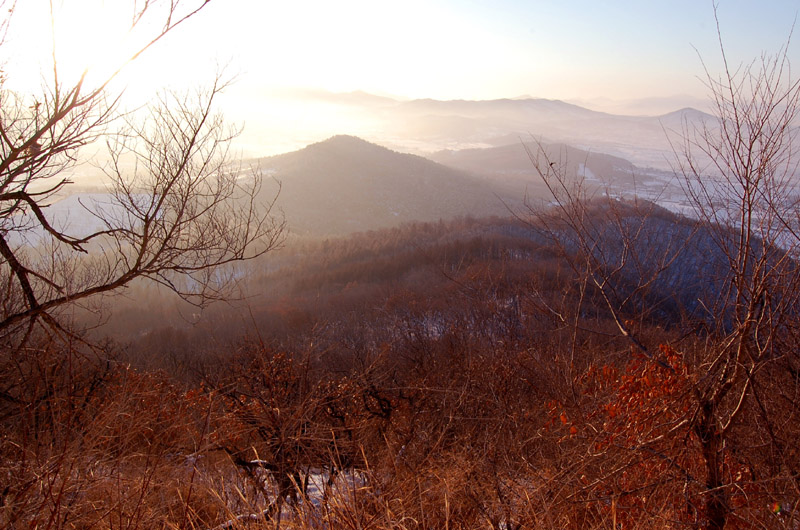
<box><xmin>258</xmin><ymin>136</ymin><xmax>522</xmax><ymax>236</ymax></box>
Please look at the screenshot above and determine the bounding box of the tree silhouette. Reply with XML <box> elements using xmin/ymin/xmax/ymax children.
<box><xmin>0</xmin><ymin>1</ymin><xmax>284</xmax><ymax>345</ymax></box>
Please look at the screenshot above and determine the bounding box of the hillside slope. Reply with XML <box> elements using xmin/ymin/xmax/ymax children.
<box><xmin>258</xmin><ymin>135</ymin><xmax>523</xmax><ymax>235</ymax></box>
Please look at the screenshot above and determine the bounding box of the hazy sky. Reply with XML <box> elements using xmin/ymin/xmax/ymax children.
<box><xmin>6</xmin><ymin>1</ymin><xmax>800</xmax><ymax>156</ymax></box>
<box><xmin>11</xmin><ymin>1</ymin><xmax>799</xmax><ymax>101</ymax></box>
<box><xmin>173</xmin><ymin>0</ymin><xmax>800</xmax><ymax>102</ymax></box>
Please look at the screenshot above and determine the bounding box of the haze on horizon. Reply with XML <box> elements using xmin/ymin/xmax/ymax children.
<box><xmin>176</xmin><ymin>1</ymin><xmax>799</xmax><ymax>103</ymax></box>
<box><xmin>5</xmin><ymin>0</ymin><xmax>800</xmax><ymax>158</ymax></box>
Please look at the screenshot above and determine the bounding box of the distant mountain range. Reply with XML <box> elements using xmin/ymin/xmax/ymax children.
<box><xmin>263</xmin><ymin>90</ymin><xmax>717</xmax><ymax>171</ymax></box>
<box><xmin>566</xmin><ymin>94</ymin><xmax>712</xmax><ymax>116</ymax></box>
<box><xmin>383</xmin><ymin>97</ymin><xmax>714</xmax><ymax>169</ymax></box>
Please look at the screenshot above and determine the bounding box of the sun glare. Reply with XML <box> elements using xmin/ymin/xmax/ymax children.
<box><xmin>49</xmin><ymin>2</ymin><xmax>134</xmax><ymax>86</ymax></box>
<box><xmin>4</xmin><ymin>1</ymin><xmax>191</xmax><ymax>103</ymax></box>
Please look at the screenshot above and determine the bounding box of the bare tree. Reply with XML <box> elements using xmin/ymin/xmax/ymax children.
<box><xmin>525</xmin><ymin>12</ymin><xmax>800</xmax><ymax>528</ymax></box>
<box><xmin>0</xmin><ymin>1</ymin><xmax>284</xmax><ymax>344</ymax></box>
<box><xmin>524</xmin><ymin>143</ymin><xmax>695</xmax><ymax>359</ymax></box>
<box><xmin>670</xmin><ymin>13</ymin><xmax>800</xmax><ymax>528</ymax></box>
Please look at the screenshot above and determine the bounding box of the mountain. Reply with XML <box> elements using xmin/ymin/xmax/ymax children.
<box><xmin>397</xmin><ymin>97</ymin><xmax>603</xmax><ymax>121</ymax></box>
<box><xmin>567</xmin><ymin>95</ymin><xmax>712</xmax><ymax>116</ymax></box>
<box><xmin>427</xmin><ymin>140</ymin><xmax>691</xmax><ymax>208</ymax></box>
<box><xmin>655</xmin><ymin>107</ymin><xmax>715</xmax><ymax>130</ymax></box>
<box><xmin>378</xmin><ymin>96</ymin><xmax>716</xmax><ymax>170</ymax></box>
<box><xmin>246</xmin><ymin>90</ymin><xmax>717</xmax><ymax>174</ymax></box>
<box><xmin>430</xmin><ymin>141</ymin><xmax>634</xmax><ymax>181</ymax></box>
<box><xmin>256</xmin><ymin>135</ymin><xmax>523</xmax><ymax>236</ymax></box>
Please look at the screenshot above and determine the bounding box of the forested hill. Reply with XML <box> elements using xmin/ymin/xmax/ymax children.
<box><xmin>256</xmin><ymin>135</ymin><xmax>524</xmax><ymax>235</ymax></box>
<box><xmin>114</xmin><ymin>200</ymin><xmax>732</xmax><ymax>368</ymax></box>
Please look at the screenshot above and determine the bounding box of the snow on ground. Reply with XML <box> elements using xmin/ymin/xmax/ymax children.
<box><xmin>577</xmin><ymin>162</ymin><xmax>597</xmax><ymax>182</ymax></box>
<box><xmin>208</xmin><ymin>466</ymin><xmax>370</xmax><ymax>530</ymax></box>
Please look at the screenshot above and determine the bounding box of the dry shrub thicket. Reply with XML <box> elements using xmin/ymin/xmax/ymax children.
<box><xmin>2</xmin><ymin>2</ymin><xmax>800</xmax><ymax>529</ymax></box>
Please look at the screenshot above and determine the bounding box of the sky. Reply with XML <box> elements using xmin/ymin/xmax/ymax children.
<box><xmin>4</xmin><ymin>0</ymin><xmax>800</xmax><ymax>155</ymax></box>
<box><xmin>174</xmin><ymin>0</ymin><xmax>800</xmax><ymax>101</ymax></box>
